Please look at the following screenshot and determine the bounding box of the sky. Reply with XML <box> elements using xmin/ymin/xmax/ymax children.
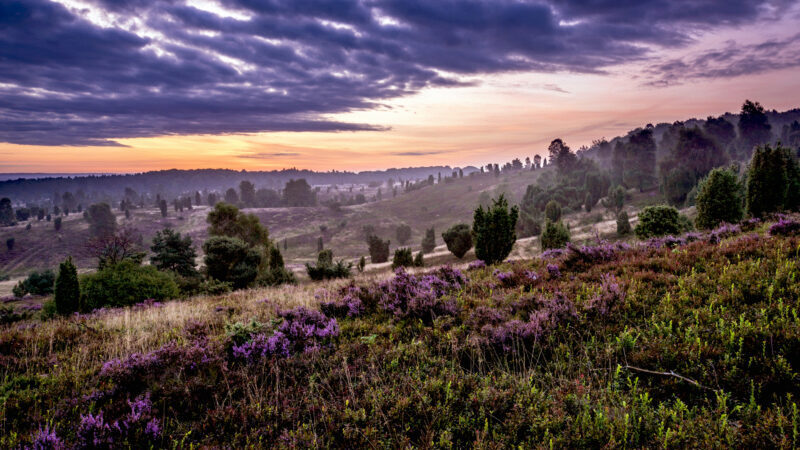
<box><xmin>1</xmin><ymin>0</ymin><xmax>800</xmax><ymax>173</ymax></box>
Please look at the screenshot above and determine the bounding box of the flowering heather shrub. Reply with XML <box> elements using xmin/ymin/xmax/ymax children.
<box><xmin>546</xmin><ymin>264</ymin><xmax>561</xmax><ymax>279</ymax></box>
<box><xmin>30</xmin><ymin>425</ymin><xmax>63</xmax><ymax>449</ymax></box>
<box><xmin>707</xmin><ymin>223</ymin><xmax>741</xmax><ymax>243</ymax></box>
<box><xmin>232</xmin><ymin>307</ymin><xmax>339</xmax><ymax>362</ymax></box>
<box><xmin>643</xmin><ymin>235</ymin><xmax>686</xmax><ymax>250</ymax></box>
<box><xmin>769</xmin><ymin>218</ymin><xmax>800</xmax><ymax>236</ymax></box>
<box><xmin>378</xmin><ymin>267</ymin><xmax>464</xmax><ymax>322</ymax></box>
<box><xmin>741</xmin><ymin>217</ymin><xmax>762</xmax><ymax>231</ymax></box>
<box><xmin>320</xmin><ymin>285</ymin><xmax>365</xmax><ymax>318</ymax></box>
<box><xmin>484</xmin><ymin>292</ymin><xmax>576</xmax><ymax>352</ymax></box>
<box><xmin>523</xmin><ymin>270</ymin><xmax>539</xmax><ymax>285</ymax></box>
<box><xmin>77</xmin><ymin>392</ymin><xmax>160</xmax><ymax>449</ymax></box>
<box><xmin>541</xmin><ymin>248</ymin><xmax>565</xmax><ymax>259</ymax></box>
<box><xmin>585</xmin><ymin>273</ymin><xmax>626</xmax><ymax>316</ymax></box>
<box><xmin>564</xmin><ymin>241</ymin><xmax>630</xmax><ymax>267</ymax></box>
<box><xmin>133</xmin><ymin>298</ymin><xmax>163</xmax><ymax>309</ymax></box>
<box><xmin>467</xmin><ymin>260</ymin><xmax>486</xmax><ymax>270</ymax></box>
<box><xmin>493</xmin><ymin>269</ymin><xmax>514</xmax><ymax>286</ymax></box>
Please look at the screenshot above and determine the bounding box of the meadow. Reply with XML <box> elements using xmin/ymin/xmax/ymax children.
<box><xmin>2</xmin><ymin>215</ymin><xmax>799</xmax><ymax>447</ymax></box>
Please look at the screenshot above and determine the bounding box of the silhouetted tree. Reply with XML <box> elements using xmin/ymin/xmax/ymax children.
<box><xmin>224</xmin><ymin>188</ymin><xmax>239</xmax><ymax>204</ymax></box>
<box><xmin>367</xmin><ymin>234</ymin><xmax>390</xmax><ymax>263</ymax></box>
<box><xmin>0</xmin><ymin>198</ymin><xmax>14</xmax><ymax>226</ymax></box>
<box><xmin>239</xmin><ymin>180</ymin><xmax>256</xmax><ymax>207</ymax></box>
<box><xmin>738</xmin><ymin>100</ymin><xmax>772</xmax><ymax>158</ymax></box>
<box><xmin>283</xmin><ymin>179</ymin><xmax>316</xmax><ymax>206</ymax></box>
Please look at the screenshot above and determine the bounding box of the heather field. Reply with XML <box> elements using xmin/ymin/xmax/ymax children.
<box><xmin>3</xmin><ymin>216</ymin><xmax>800</xmax><ymax>448</ymax></box>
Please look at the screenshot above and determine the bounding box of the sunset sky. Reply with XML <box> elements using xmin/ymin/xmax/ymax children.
<box><xmin>2</xmin><ymin>0</ymin><xmax>800</xmax><ymax>173</ymax></box>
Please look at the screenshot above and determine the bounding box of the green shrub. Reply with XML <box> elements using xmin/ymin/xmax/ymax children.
<box><xmin>421</xmin><ymin>227</ymin><xmax>436</xmax><ymax>253</ymax></box>
<box><xmin>203</xmin><ymin>236</ymin><xmax>262</xmax><ymax>289</ymax></box>
<box><xmin>367</xmin><ymin>234</ymin><xmax>390</xmax><ymax>263</ymax></box>
<box><xmin>616</xmin><ymin>211</ymin><xmax>631</xmax><ymax>235</ymax></box>
<box><xmin>746</xmin><ymin>143</ymin><xmax>800</xmax><ymax>217</ymax></box>
<box><xmin>695</xmin><ymin>168</ymin><xmax>744</xmax><ymax>229</ymax></box>
<box><xmin>54</xmin><ymin>257</ymin><xmax>80</xmax><ymax>315</ymax></box>
<box><xmin>306</xmin><ymin>249</ymin><xmax>352</xmax><ymax>281</ymax></box>
<box><xmin>357</xmin><ymin>256</ymin><xmax>366</xmax><ymax>273</ymax></box>
<box><xmin>259</xmin><ymin>246</ymin><xmax>295</xmax><ymax>286</ymax></box>
<box><xmin>545</xmin><ymin>200</ymin><xmax>562</xmax><ymax>222</ymax></box>
<box><xmin>473</xmin><ymin>194</ymin><xmax>518</xmax><ymax>265</ymax></box>
<box><xmin>634</xmin><ymin>205</ymin><xmax>683</xmax><ymax>238</ymax></box>
<box><xmin>41</xmin><ymin>299</ymin><xmax>57</xmax><ymax>319</ymax></box>
<box><xmin>198</xmin><ymin>279</ymin><xmax>233</xmax><ymax>295</ymax></box>
<box><xmin>80</xmin><ymin>260</ymin><xmax>179</xmax><ymax>310</ymax></box>
<box><xmin>86</xmin><ymin>202</ymin><xmax>117</xmax><ymax>238</ymax></box>
<box><xmin>150</xmin><ymin>228</ymin><xmax>198</xmax><ymax>277</ymax></box>
<box><xmin>391</xmin><ymin>248</ymin><xmax>414</xmax><ymax>269</ymax></box>
<box><xmin>413</xmin><ymin>251</ymin><xmax>424</xmax><ymax>267</ymax></box>
<box><xmin>13</xmin><ymin>270</ymin><xmax>55</xmax><ymax>297</ymax></box>
<box><xmin>541</xmin><ymin>220</ymin><xmax>570</xmax><ymax>250</ymax></box>
<box><xmin>441</xmin><ymin>223</ymin><xmax>473</xmax><ymax>258</ymax></box>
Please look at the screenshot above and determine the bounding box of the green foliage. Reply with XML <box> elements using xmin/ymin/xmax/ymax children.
<box><xmin>413</xmin><ymin>251</ymin><xmax>424</xmax><ymax>267</ymax></box>
<box><xmin>634</xmin><ymin>205</ymin><xmax>684</xmax><ymax>238</ymax></box>
<box><xmin>396</xmin><ymin>224</ymin><xmax>412</xmax><ymax>245</ymax></box>
<box><xmin>367</xmin><ymin>234</ymin><xmax>390</xmax><ymax>263</ymax></box>
<box><xmin>602</xmin><ymin>185</ymin><xmax>626</xmax><ymax>217</ymax></box>
<box><xmin>239</xmin><ymin>180</ymin><xmax>256</xmax><ymax>207</ymax></box>
<box><xmin>738</xmin><ymin>99</ymin><xmax>772</xmax><ymax>157</ymax></box>
<box><xmin>0</xmin><ymin>197</ymin><xmax>14</xmax><ymax>226</ymax></box>
<box><xmin>258</xmin><ymin>246</ymin><xmax>295</xmax><ymax>286</ymax></box>
<box><xmin>616</xmin><ymin>210</ymin><xmax>631</xmax><ymax>235</ymax></box>
<box><xmin>695</xmin><ymin>168</ymin><xmax>744</xmax><ymax>229</ymax></box>
<box><xmin>86</xmin><ymin>202</ymin><xmax>117</xmax><ymax>238</ymax></box>
<box><xmin>306</xmin><ymin>249</ymin><xmax>352</xmax><ymax>280</ymax></box>
<box><xmin>80</xmin><ymin>260</ymin><xmax>179</xmax><ymax>310</ymax></box>
<box><xmin>661</xmin><ymin>167</ymin><xmax>697</xmax><ymax>206</ymax></box>
<box><xmin>13</xmin><ymin>270</ymin><xmax>55</xmax><ymax>297</ymax></box>
<box><xmin>54</xmin><ymin>256</ymin><xmax>80</xmax><ymax>315</ymax></box>
<box><xmin>357</xmin><ymin>256</ymin><xmax>366</xmax><ymax>273</ymax></box>
<box><xmin>746</xmin><ymin>143</ymin><xmax>800</xmax><ymax>217</ymax></box>
<box><xmin>283</xmin><ymin>178</ymin><xmax>317</xmax><ymax>206</ymax></box>
<box><xmin>391</xmin><ymin>248</ymin><xmax>414</xmax><ymax>269</ymax></box>
<box><xmin>473</xmin><ymin>194</ymin><xmax>518</xmax><ymax>265</ymax></box>
<box><xmin>441</xmin><ymin>223</ymin><xmax>473</xmax><ymax>258</ymax></box>
<box><xmin>207</xmin><ymin>202</ymin><xmax>270</xmax><ymax>248</ymax></box>
<box><xmin>150</xmin><ymin>228</ymin><xmax>198</xmax><ymax>277</ymax></box>
<box><xmin>544</xmin><ymin>200</ymin><xmax>562</xmax><ymax>222</ymax></box>
<box><xmin>421</xmin><ymin>227</ymin><xmax>436</xmax><ymax>253</ymax></box>
<box><xmin>541</xmin><ymin>220</ymin><xmax>570</xmax><ymax>250</ymax></box>
<box><xmin>203</xmin><ymin>236</ymin><xmax>262</xmax><ymax>289</ymax></box>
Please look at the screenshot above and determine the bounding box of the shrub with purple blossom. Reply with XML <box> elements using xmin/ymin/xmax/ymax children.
<box><xmin>320</xmin><ymin>284</ymin><xmax>365</xmax><ymax>318</ymax></box>
<box><xmin>29</xmin><ymin>425</ymin><xmax>63</xmax><ymax>450</ymax></box>
<box><xmin>541</xmin><ymin>248</ymin><xmax>565</xmax><ymax>259</ymax></box>
<box><xmin>377</xmin><ymin>267</ymin><xmax>463</xmax><ymax>323</ymax></box>
<box><xmin>467</xmin><ymin>260</ymin><xmax>486</xmax><ymax>270</ymax></box>
<box><xmin>769</xmin><ymin>218</ymin><xmax>800</xmax><ymax>236</ymax></box>
<box><xmin>546</xmin><ymin>264</ymin><xmax>561</xmax><ymax>279</ymax></box>
<box><xmin>707</xmin><ymin>223</ymin><xmax>741</xmax><ymax>243</ymax></box>
<box><xmin>483</xmin><ymin>292</ymin><xmax>576</xmax><ymax>352</ymax></box>
<box><xmin>493</xmin><ymin>269</ymin><xmax>514</xmax><ymax>286</ymax></box>
<box><xmin>585</xmin><ymin>273</ymin><xmax>626</xmax><ymax>316</ymax></box>
<box><xmin>77</xmin><ymin>393</ymin><xmax>161</xmax><ymax>449</ymax></box>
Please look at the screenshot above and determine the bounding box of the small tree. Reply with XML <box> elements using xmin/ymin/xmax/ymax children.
<box><xmin>695</xmin><ymin>168</ymin><xmax>744</xmax><ymax>230</ymax></box>
<box><xmin>87</xmin><ymin>227</ymin><xmax>145</xmax><ymax>269</ymax></box>
<box><xmin>150</xmin><ymin>228</ymin><xmax>198</xmax><ymax>277</ymax></box>
<box><xmin>616</xmin><ymin>211</ymin><xmax>632</xmax><ymax>236</ymax></box>
<box><xmin>203</xmin><ymin>236</ymin><xmax>262</xmax><ymax>289</ymax></box>
<box><xmin>602</xmin><ymin>185</ymin><xmax>626</xmax><ymax>217</ymax></box>
<box><xmin>584</xmin><ymin>193</ymin><xmax>593</xmax><ymax>212</ymax></box>
<box><xmin>472</xmin><ymin>194</ymin><xmax>519</xmax><ymax>265</ymax></box>
<box><xmin>545</xmin><ymin>200</ymin><xmax>562</xmax><ymax>222</ymax></box>
<box><xmin>746</xmin><ymin>143</ymin><xmax>800</xmax><ymax>217</ymax></box>
<box><xmin>6</xmin><ymin>237</ymin><xmax>14</xmax><ymax>251</ymax></box>
<box><xmin>306</xmin><ymin>249</ymin><xmax>351</xmax><ymax>280</ymax></box>
<box><xmin>541</xmin><ymin>220</ymin><xmax>570</xmax><ymax>250</ymax></box>
<box><xmin>634</xmin><ymin>205</ymin><xmax>683</xmax><ymax>238</ymax></box>
<box><xmin>55</xmin><ymin>256</ymin><xmax>80</xmax><ymax>315</ymax></box>
<box><xmin>421</xmin><ymin>227</ymin><xmax>436</xmax><ymax>253</ymax></box>
<box><xmin>392</xmin><ymin>248</ymin><xmax>414</xmax><ymax>269</ymax></box>
<box><xmin>86</xmin><ymin>203</ymin><xmax>117</xmax><ymax>238</ymax></box>
<box><xmin>441</xmin><ymin>223</ymin><xmax>473</xmax><ymax>258</ymax></box>
<box><xmin>357</xmin><ymin>256</ymin><xmax>366</xmax><ymax>273</ymax></box>
<box><xmin>413</xmin><ymin>251</ymin><xmax>424</xmax><ymax>267</ymax></box>
<box><xmin>54</xmin><ymin>216</ymin><xmax>62</xmax><ymax>231</ymax></box>
<box><xmin>159</xmin><ymin>199</ymin><xmax>168</xmax><ymax>218</ymax></box>
<box><xmin>396</xmin><ymin>224</ymin><xmax>412</xmax><ymax>245</ymax></box>
<box><xmin>0</xmin><ymin>197</ymin><xmax>14</xmax><ymax>226</ymax></box>
<box><xmin>367</xmin><ymin>234</ymin><xmax>390</xmax><ymax>263</ymax></box>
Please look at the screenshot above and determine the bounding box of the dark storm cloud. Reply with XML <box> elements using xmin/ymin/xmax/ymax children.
<box><xmin>0</xmin><ymin>0</ymin><xmax>790</xmax><ymax>146</ymax></box>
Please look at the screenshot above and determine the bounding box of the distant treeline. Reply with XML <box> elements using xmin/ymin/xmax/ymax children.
<box><xmin>0</xmin><ymin>166</ymin><xmax>467</xmax><ymax>204</ymax></box>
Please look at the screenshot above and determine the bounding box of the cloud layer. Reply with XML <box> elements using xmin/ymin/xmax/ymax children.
<box><xmin>0</xmin><ymin>0</ymin><xmax>791</xmax><ymax>146</ymax></box>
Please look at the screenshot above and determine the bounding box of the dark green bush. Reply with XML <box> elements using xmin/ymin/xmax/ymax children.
<box><xmin>616</xmin><ymin>211</ymin><xmax>631</xmax><ymax>235</ymax></box>
<box><xmin>306</xmin><ymin>249</ymin><xmax>352</xmax><ymax>280</ymax></box>
<box><xmin>413</xmin><ymin>251</ymin><xmax>424</xmax><ymax>267</ymax></box>
<box><xmin>150</xmin><ymin>228</ymin><xmax>198</xmax><ymax>277</ymax></box>
<box><xmin>441</xmin><ymin>223</ymin><xmax>473</xmax><ymax>258</ymax></box>
<box><xmin>473</xmin><ymin>194</ymin><xmax>518</xmax><ymax>265</ymax></box>
<box><xmin>391</xmin><ymin>248</ymin><xmax>414</xmax><ymax>269</ymax></box>
<box><xmin>695</xmin><ymin>168</ymin><xmax>743</xmax><ymax>229</ymax></box>
<box><xmin>367</xmin><ymin>234</ymin><xmax>390</xmax><ymax>263</ymax></box>
<box><xmin>54</xmin><ymin>257</ymin><xmax>79</xmax><ymax>315</ymax></box>
<box><xmin>541</xmin><ymin>220</ymin><xmax>570</xmax><ymax>250</ymax></box>
<box><xmin>634</xmin><ymin>205</ymin><xmax>683</xmax><ymax>238</ymax></box>
<box><xmin>13</xmin><ymin>270</ymin><xmax>55</xmax><ymax>297</ymax></box>
<box><xmin>421</xmin><ymin>227</ymin><xmax>436</xmax><ymax>253</ymax></box>
<box><xmin>80</xmin><ymin>260</ymin><xmax>179</xmax><ymax>310</ymax></box>
<box><xmin>203</xmin><ymin>236</ymin><xmax>262</xmax><ymax>289</ymax></box>
<box><xmin>545</xmin><ymin>200</ymin><xmax>562</xmax><ymax>222</ymax></box>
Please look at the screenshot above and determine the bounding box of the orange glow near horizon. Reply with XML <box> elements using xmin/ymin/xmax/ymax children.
<box><xmin>2</xmin><ymin>66</ymin><xmax>800</xmax><ymax>174</ymax></box>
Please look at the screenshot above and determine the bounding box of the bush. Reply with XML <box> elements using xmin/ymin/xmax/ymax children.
<box><xmin>6</xmin><ymin>237</ymin><xmax>14</xmax><ymax>251</ymax></box>
<box><xmin>634</xmin><ymin>205</ymin><xmax>683</xmax><ymax>239</ymax></box>
<box><xmin>616</xmin><ymin>211</ymin><xmax>632</xmax><ymax>235</ymax></box>
<box><xmin>86</xmin><ymin>203</ymin><xmax>117</xmax><ymax>238</ymax></box>
<box><xmin>545</xmin><ymin>200</ymin><xmax>562</xmax><ymax>222</ymax></box>
<box><xmin>413</xmin><ymin>251</ymin><xmax>424</xmax><ymax>267</ymax></box>
<box><xmin>357</xmin><ymin>256</ymin><xmax>366</xmax><ymax>273</ymax></box>
<box><xmin>80</xmin><ymin>260</ymin><xmax>179</xmax><ymax>310</ymax></box>
<box><xmin>392</xmin><ymin>248</ymin><xmax>414</xmax><ymax>269</ymax></box>
<box><xmin>150</xmin><ymin>228</ymin><xmax>198</xmax><ymax>277</ymax></box>
<box><xmin>55</xmin><ymin>257</ymin><xmax>80</xmax><ymax>315</ymax></box>
<box><xmin>367</xmin><ymin>234</ymin><xmax>390</xmax><ymax>263</ymax></box>
<box><xmin>306</xmin><ymin>250</ymin><xmax>352</xmax><ymax>280</ymax></box>
<box><xmin>13</xmin><ymin>270</ymin><xmax>55</xmax><ymax>297</ymax></box>
<box><xmin>541</xmin><ymin>221</ymin><xmax>570</xmax><ymax>250</ymax></box>
<box><xmin>441</xmin><ymin>223</ymin><xmax>473</xmax><ymax>258</ymax></box>
<box><xmin>259</xmin><ymin>246</ymin><xmax>295</xmax><ymax>286</ymax></box>
<box><xmin>203</xmin><ymin>236</ymin><xmax>262</xmax><ymax>289</ymax></box>
<box><xmin>473</xmin><ymin>194</ymin><xmax>518</xmax><ymax>265</ymax></box>
<box><xmin>695</xmin><ymin>168</ymin><xmax>744</xmax><ymax>229</ymax></box>
<box><xmin>396</xmin><ymin>224</ymin><xmax>412</xmax><ymax>245</ymax></box>
<box><xmin>746</xmin><ymin>143</ymin><xmax>800</xmax><ymax>217</ymax></box>
<box><xmin>421</xmin><ymin>227</ymin><xmax>436</xmax><ymax>253</ymax></box>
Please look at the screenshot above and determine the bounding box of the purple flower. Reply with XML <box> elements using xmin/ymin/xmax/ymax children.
<box><xmin>769</xmin><ymin>218</ymin><xmax>800</xmax><ymax>236</ymax></box>
<box><xmin>377</xmin><ymin>267</ymin><xmax>463</xmax><ymax>322</ymax></box>
<box><xmin>708</xmin><ymin>223</ymin><xmax>741</xmax><ymax>243</ymax></box>
<box><xmin>546</xmin><ymin>264</ymin><xmax>561</xmax><ymax>279</ymax></box>
<box><xmin>468</xmin><ymin>260</ymin><xmax>486</xmax><ymax>270</ymax></box>
<box><xmin>30</xmin><ymin>425</ymin><xmax>63</xmax><ymax>450</ymax></box>
<box><xmin>541</xmin><ymin>248</ymin><xmax>564</xmax><ymax>259</ymax></box>
<box><xmin>493</xmin><ymin>269</ymin><xmax>514</xmax><ymax>285</ymax></box>
<box><xmin>320</xmin><ymin>285</ymin><xmax>364</xmax><ymax>318</ymax></box>
<box><xmin>586</xmin><ymin>273</ymin><xmax>626</xmax><ymax>316</ymax></box>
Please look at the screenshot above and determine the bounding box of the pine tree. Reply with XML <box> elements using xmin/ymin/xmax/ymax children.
<box><xmin>472</xmin><ymin>194</ymin><xmax>519</xmax><ymax>265</ymax></box>
<box><xmin>421</xmin><ymin>227</ymin><xmax>436</xmax><ymax>253</ymax></box>
<box><xmin>54</xmin><ymin>256</ymin><xmax>80</xmax><ymax>315</ymax></box>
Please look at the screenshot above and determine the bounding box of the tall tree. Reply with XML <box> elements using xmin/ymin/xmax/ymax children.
<box><xmin>548</xmin><ymin>139</ymin><xmax>577</xmax><ymax>174</ymax></box>
<box><xmin>150</xmin><ymin>228</ymin><xmax>198</xmax><ymax>277</ymax></box>
<box><xmin>86</xmin><ymin>203</ymin><xmax>117</xmax><ymax>238</ymax></box>
<box><xmin>472</xmin><ymin>194</ymin><xmax>518</xmax><ymax>265</ymax></box>
<box><xmin>0</xmin><ymin>197</ymin><xmax>14</xmax><ymax>226</ymax></box>
<box><xmin>207</xmin><ymin>202</ymin><xmax>270</xmax><ymax>248</ymax></box>
<box><xmin>738</xmin><ymin>100</ymin><xmax>772</xmax><ymax>158</ymax></box>
<box><xmin>54</xmin><ymin>256</ymin><xmax>80</xmax><ymax>315</ymax></box>
<box><xmin>224</xmin><ymin>188</ymin><xmax>239</xmax><ymax>204</ymax></box>
<box><xmin>283</xmin><ymin>179</ymin><xmax>317</xmax><ymax>206</ymax></box>
<box><xmin>704</xmin><ymin>116</ymin><xmax>736</xmax><ymax>150</ymax></box>
<box><xmin>239</xmin><ymin>180</ymin><xmax>256</xmax><ymax>207</ymax></box>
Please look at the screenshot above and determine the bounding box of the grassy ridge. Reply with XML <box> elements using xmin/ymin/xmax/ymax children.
<box><xmin>3</xmin><ymin>218</ymin><xmax>800</xmax><ymax>447</ymax></box>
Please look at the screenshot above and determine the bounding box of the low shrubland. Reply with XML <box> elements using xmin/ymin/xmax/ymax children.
<box><xmin>3</xmin><ymin>217</ymin><xmax>800</xmax><ymax>447</ymax></box>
